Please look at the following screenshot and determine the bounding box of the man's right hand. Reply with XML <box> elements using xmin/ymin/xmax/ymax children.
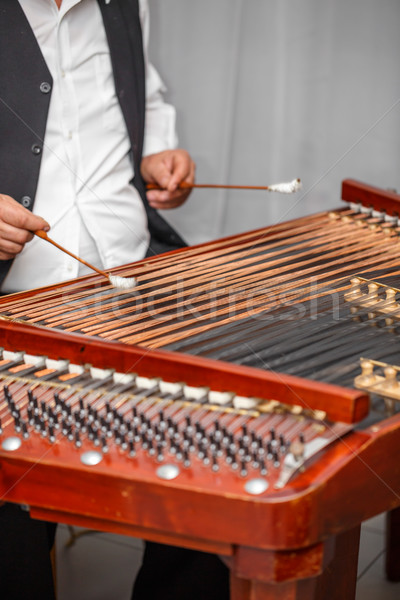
<box><xmin>0</xmin><ymin>194</ymin><xmax>50</xmax><ymax>260</ymax></box>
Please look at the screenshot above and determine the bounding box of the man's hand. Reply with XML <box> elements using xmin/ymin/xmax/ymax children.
<box><xmin>141</xmin><ymin>149</ymin><xmax>195</xmax><ymax>209</ymax></box>
<box><xmin>0</xmin><ymin>194</ymin><xmax>50</xmax><ymax>260</ymax></box>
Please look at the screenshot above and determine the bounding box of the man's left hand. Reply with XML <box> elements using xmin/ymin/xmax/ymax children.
<box><xmin>141</xmin><ymin>149</ymin><xmax>195</xmax><ymax>209</ymax></box>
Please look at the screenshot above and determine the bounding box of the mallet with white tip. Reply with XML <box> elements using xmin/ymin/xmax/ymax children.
<box><xmin>34</xmin><ymin>230</ymin><xmax>136</xmax><ymax>291</ymax></box>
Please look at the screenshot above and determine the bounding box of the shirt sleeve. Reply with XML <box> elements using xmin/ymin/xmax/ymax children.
<box><xmin>139</xmin><ymin>0</ymin><xmax>178</xmax><ymax>156</ymax></box>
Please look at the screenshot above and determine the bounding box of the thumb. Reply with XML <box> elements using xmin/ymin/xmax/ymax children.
<box><xmin>29</xmin><ymin>213</ymin><xmax>51</xmax><ymax>233</ymax></box>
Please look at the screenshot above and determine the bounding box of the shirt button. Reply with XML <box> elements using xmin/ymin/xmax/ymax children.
<box><xmin>21</xmin><ymin>196</ymin><xmax>32</xmax><ymax>208</ymax></box>
<box><xmin>39</xmin><ymin>81</ymin><xmax>51</xmax><ymax>94</ymax></box>
<box><xmin>31</xmin><ymin>144</ymin><xmax>42</xmax><ymax>155</ymax></box>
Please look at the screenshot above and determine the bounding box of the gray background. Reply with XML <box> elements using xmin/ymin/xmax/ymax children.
<box><xmin>148</xmin><ymin>0</ymin><xmax>400</xmax><ymax>245</ymax></box>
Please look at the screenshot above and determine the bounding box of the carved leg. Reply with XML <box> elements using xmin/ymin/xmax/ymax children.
<box><xmin>386</xmin><ymin>507</ymin><xmax>400</xmax><ymax>581</ymax></box>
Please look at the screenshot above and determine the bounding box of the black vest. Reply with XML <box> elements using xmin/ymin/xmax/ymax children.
<box><xmin>0</xmin><ymin>0</ymin><xmax>185</xmax><ymax>285</ymax></box>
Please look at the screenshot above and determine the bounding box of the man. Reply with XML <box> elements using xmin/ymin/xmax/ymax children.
<box><xmin>0</xmin><ymin>0</ymin><xmax>194</xmax><ymax>288</ymax></box>
<box><xmin>0</xmin><ymin>0</ymin><xmax>229</xmax><ymax>598</ymax></box>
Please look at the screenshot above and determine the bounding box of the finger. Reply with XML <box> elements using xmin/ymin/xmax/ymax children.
<box><xmin>0</xmin><ymin>195</ymin><xmax>50</xmax><ymax>232</ymax></box>
<box><xmin>167</xmin><ymin>152</ymin><xmax>194</xmax><ymax>192</ymax></box>
<box><xmin>148</xmin><ymin>199</ymin><xmax>184</xmax><ymax>210</ymax></box>
<box><xmin>0</xmin><ymin>221</ymin><xmax>35</xmax><ymax>244</ymax></box>
<box><xmin>182</xmin><ymin>160</ymin><xmax>196</xmax><ymax>188</ymax></box>
<box><xmin>147</xmin><ymin>188</ymin><xmax>191</xmax><ymax>210</ymax></box>
<box><xmin>12</xmin><ymin>209</ymin><xmax>49</xmax><ymax>233</ymax></box>
<box><xmin>0</xmin><ymin>251</ymin><xmax>17</xmax><ymax>260</ymax></box>
<box><xmin>146</xmin><ymin>189</ymin><xmax>171</xmax><ymax>204</ymax></box>
<box><xmin>0</xmin><ymin>236</ymin><xmax>26</xmax><ymax>259</ymax></box>
<box><xmin>147</xmin><ymin>187</ymin><xmax>186</xmax><ymax>203</ymax></box>
<box><xmin>146</xmin><ymin>158</ymin><xmax>173</xmax><ymax>190</ymax></box>
<box><xmin>0</xmin><ymin>195</ymin><xmax>49</xmax><ymax>261</ymax></box>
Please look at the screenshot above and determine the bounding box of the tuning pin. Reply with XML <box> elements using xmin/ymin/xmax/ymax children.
<box><xmin>128</xmin><ymin>439</ymin><xmax>135</xmax><ymax>457</ymax></box>
<box><xmin>259</xmin><ymin>458</ymin><xmax>267</xmax><ymax>476</ymax></box>
<box><xmin>272</xmin><ymin>450</ymin><xmax>280</xmax><ymax>468</ymax></box>
<box><xmin>48</xmin><ymin>425</ymin><xmax>56</xmax><ymax>444</ymax></box>
<box><xmin>156</xmin><ymin>443</ymin><xmax>164</xmax><ymax>463</ymax></box>
<box><xmin>211</xmin><ymin>452</ymin><xmax>219</xmax><ymax>472</ymax></box>
<box><xmin>266</xmin><ymin>441</ymin><xmax>273</xmax><ymax>460</ymax></box>
<box><xmin>251</xmin><ymin>451</ymin><xmax>259</xmax><ymax>469</ymax></box>
<box><xmin>101</xmin><ymin>435</ymin><xmax>109</xmax><ymax>454</ymax></box>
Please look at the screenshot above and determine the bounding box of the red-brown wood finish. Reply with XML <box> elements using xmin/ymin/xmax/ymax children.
<box><xmin>0</xmin><ymin>320</ymin><xmax>368</xmax><ymax>424</ymax></box>
<box><xmin>1</xmin><ymin>179</ymin><xmax>400</xmax><ymax>599</ymax></box>
<box><xmin>342</xmin><ymin>179</ymin><xmax>400</xmax><ymax>216</ymax></box>
<box><xmin>0</xmin><ymin>323</ymin><xmax>398</xmax><ymax>599</ymax></box>
<box><xmin>229</xmin><ymin>527</ymin><xmax>359</xmax><ymax>600</ymax></box>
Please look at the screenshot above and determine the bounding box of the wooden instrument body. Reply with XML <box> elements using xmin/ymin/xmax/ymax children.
<box><xmin>1</xmin><ymin>179</ymin><xmax>400</xmax><ymax>598</ymax></box>
<box><xmin>0</xmin><ymin>320</ymin><xmax>399</xmax><ymax>599</ymax></box>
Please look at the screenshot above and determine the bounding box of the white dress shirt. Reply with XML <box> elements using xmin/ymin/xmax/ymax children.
<box><xmin>3</xmin><ymin>0</ymin><xmax>177</xmax><ymax>293</ymax></box>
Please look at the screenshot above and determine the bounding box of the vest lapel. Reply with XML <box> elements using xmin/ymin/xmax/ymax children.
<box><xmin>0</xmin><ymin>0</ymin><xmax>52</xmax><ymax>201</ymax></box>
<box><xmin>96</xmin><ymin>0</ymin><xmax>186</xmax><ymax>253</ymax></box>
<box><xmin>96</xmin><ymin>0</ymin><xmax>145</xmax><ymax>169</ymax></box>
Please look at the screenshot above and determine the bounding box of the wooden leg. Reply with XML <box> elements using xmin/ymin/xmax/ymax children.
<box><xmin>229</xmin><ymin>526</ymin><xmax>360</xmax><ymax>600</ymax></box>
<box><xmin>386</xmin><ymin>507</ymin><xmax>400</xmax><ymax>581</ymax></box>
<box><xmin>312</xmin><ymin>526</ymin><xmax>360</xmax><ymax>600</ymax></box>
<box><xmin>230</xmin><ymin>573</ymin><xmax>317</xmax><ymax>600</ymax></box>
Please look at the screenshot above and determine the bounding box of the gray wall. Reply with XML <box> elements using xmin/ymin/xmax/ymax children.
<box><xmin>148</xmin><ymin>0</ymin><xmax>400</xmax><ymax>244</ymax></box>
